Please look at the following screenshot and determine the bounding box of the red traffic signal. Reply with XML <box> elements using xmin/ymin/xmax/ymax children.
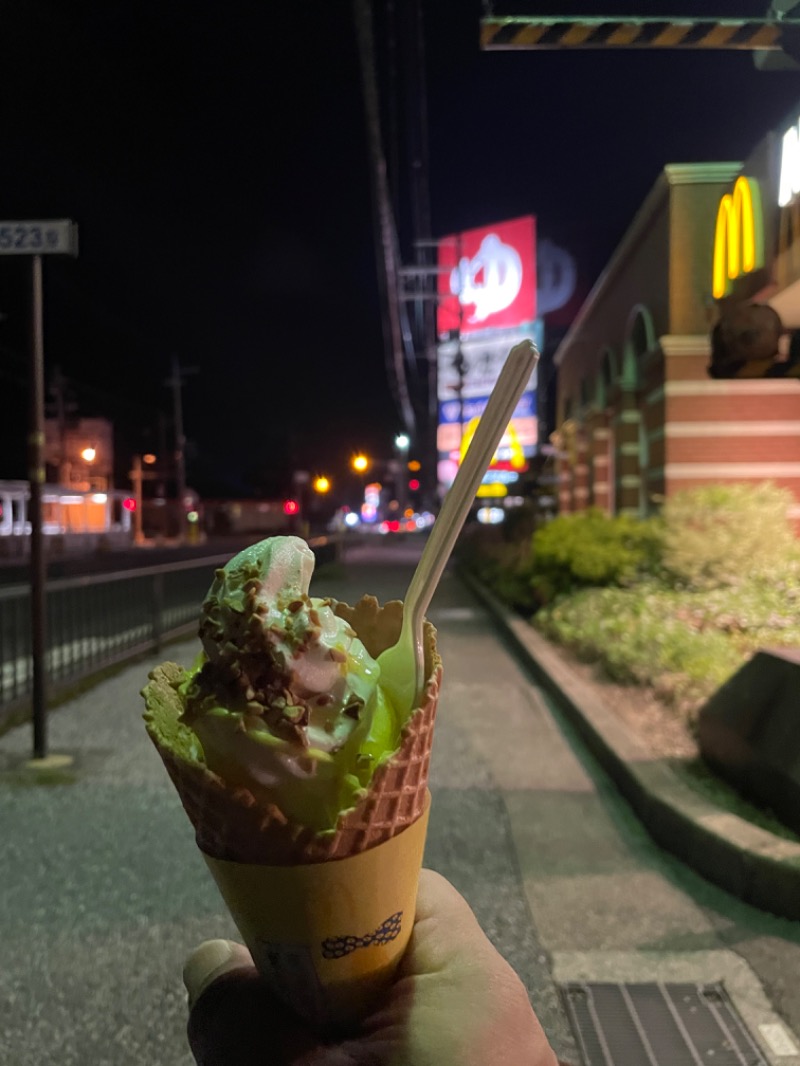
<box><xmin>408</xmin><ymin>479</ymin><xmax>420</xmax><ymax>491</ymax></box>
<box><xmin>122</xmin><ymin>497</ymin><xmax>137</xmax><ymax>512</ymax></box>
<box><xmin>283</xmin><ymin>498</ymin><xmax>300</xmax><ymax>516</ymax></box>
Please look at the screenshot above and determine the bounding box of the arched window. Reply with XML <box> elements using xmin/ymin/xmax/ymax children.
<box><xmin>628</xmin><ymin>304</ymin><xmax>656</xmax><ymax>357</ymax></box>
<box><xmin>596</xmin><ymin>346</ymin><xmax>617</xmax><ymax>409</ymax></box>
<box><xmin>622</xmin><ymin>304</ymin><xmax>657</xmax><ymax>389</ymax></box>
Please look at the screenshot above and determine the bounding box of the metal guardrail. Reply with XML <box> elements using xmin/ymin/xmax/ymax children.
<box><xmin>0</xmin><ymin>535</ymin><xmax>340</xmax><ymax>730</ymax></box>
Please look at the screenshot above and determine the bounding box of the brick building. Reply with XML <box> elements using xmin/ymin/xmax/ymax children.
<box><xmin>552</xmin><ymin>133</ymin><xmax>800</xmax><ymax>523</ymax></box>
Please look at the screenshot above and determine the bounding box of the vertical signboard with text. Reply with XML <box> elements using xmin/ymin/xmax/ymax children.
<box><xmin>436</xmin><ymin>215</ymin><xmax>539</xmax><ymax>492</ymax></box>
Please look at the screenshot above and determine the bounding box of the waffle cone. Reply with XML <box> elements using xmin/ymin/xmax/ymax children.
<box><xmin>142</xmin><ymin>596</ymin><xmax>440</xmax><ymax>866</ymax></box>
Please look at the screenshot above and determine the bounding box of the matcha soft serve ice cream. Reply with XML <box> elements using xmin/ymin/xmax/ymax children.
<box><xmin>142</xmin><ymin>534</ymin><xmax>441</xmax><ymax>1027</ymax></box>
<box><xmin>142</xmin><ymin>534</ymin><xmax>441</xmax><ymax>866</ymax></box>
<box><xmin>180</xmin><ymin>536</ymin><xmax>399</xmax><ymax>831</ymax></box>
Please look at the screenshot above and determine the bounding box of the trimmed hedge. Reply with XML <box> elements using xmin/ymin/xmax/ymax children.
<box><xmin>529</xmin><ymin>508</ymin><xmax>662</xmax><ymax>604</ymax></box>
<box><xmin>459</xmin><ymin>484</ymin><xmax>800</xmax><ymax>723</ymax></box>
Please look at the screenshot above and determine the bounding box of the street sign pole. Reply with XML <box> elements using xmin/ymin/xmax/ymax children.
<box><xmin>0</xmin><ymin>219</ymin><xmax>78</xmax><ymax>762</ymax></box>
<box><xmin>28</xmin><ymin>255</ymin><xmax>47</xmax><ymax>758</ymax></box>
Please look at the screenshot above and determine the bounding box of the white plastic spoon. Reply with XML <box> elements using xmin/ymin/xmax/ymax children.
<box><xmin>377</xmin><ymin>339</ymin><xmax>540</xmax><ymax>714</ymax></box>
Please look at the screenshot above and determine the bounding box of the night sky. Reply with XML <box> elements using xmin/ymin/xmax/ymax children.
<box><xmin>1</xmin><ymin>1</ymin><xmax>798</xmax><ymax>498</ymax></box>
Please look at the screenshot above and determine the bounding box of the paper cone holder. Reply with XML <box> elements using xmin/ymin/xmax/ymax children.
<box><xmin>201</xmin><ymin>793</ymin><xmax>431</xmax><ymax>1030</ymax></box>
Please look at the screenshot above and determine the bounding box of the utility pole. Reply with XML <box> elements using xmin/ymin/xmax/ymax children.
<box><xmin>399</xmin><ymin>234</ymin><xmax>466</xmax><ymax>501</ymax></box>
<box><xmin>352</xmin><ymin>0</ymin><xmax>417</xmax><ymax>436</ymax></box>
<box><xmin>130</xmin><ymin>455</ymin><xmax>144</xmax><ymax>544</ymax></box>
<box><xmin>407</xmin><ymin>0</ymin><xmax>438</xmax><ymax>509</ymax></box>
<box><xmin>48</xmin><ymin>365</ymin><xmax>76</xmax><ymax>485</ymax></box>
<box><xmin>163</xmin><ymin>356</ymin><xmax>197</xmax><ymax>538</ymax></box>
<box><xmin>156</xmin><ymin>410</ymin><xmax>168</xmax><ymax>498</ymax></box>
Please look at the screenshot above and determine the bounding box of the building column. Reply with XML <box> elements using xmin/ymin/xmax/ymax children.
<box><xmin>614</xmin><ymin>388</ymin><xmax>642</xmax><ymax>516</ymax></box>
<box><xmin>573</xmin><ymin>423</ymin><xmax>590</xmax><ymax>511</ymax></box>
<box><xmin>588</xmin><ymin>411</ymin><xmax>611</xmax><ymax>513</ymax></box>
<box><xmin>556</xmin><ymin>445</ymin><xmax>572</xmax><ymax>514</ymax></box>
<box><xmin>0</xmin><ymin>493</ymin><xmax>12</xmax><ymax>535</ymax></box>
<box><xmin>555</xmin><ymin>421</ymin><xmax>582</xmax><ymax>514</ymax></box>
<box><xmin>15</xmin><ymin>493</ymin><xmax>27</xmax><ymax>534</ymax></box>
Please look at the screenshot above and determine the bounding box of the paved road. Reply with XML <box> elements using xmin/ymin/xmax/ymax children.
<box><xmin>1</xmin><ymin>539</ymin><xmax>798</xmax><ymax>1065</ymax></box>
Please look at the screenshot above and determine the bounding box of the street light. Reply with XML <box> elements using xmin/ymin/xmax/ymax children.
<box><xmin>313</xmin><ymin>475</ymin><xmax>331</xmax><ymax>494</ymax></box>
<box><xmin>394</xmin><ymin>435</ymin><xmax>410</xmax><ymax>514</ymax></box>
<box><xmin>352</xmin><ymin>453</ymin><xmax>369</xmax><ymax>474</ymax></box>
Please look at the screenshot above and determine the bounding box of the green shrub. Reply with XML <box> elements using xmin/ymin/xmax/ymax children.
<box><xmin>661</xmin><ymin>483</ymin><xmax>797</xmax><ymax>589</ymax></box>
<box><xmin>530</xmin><ymin>509</ymin><xmax>662</xmax><ymax>604</ymax></box>
<box><xmin>534</xmin><ymin>585</ymin><xmax>743</xmax><ymax>721</ymax></box>
<box><xmin>456</xmin><ymin>523</ymin><xmax>539</xmax><ymax>611</ymax></box>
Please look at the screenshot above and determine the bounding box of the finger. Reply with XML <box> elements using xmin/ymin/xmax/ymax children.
<box><xmin>389</xmin><ymin>871</ymin><xmax>561</xmax><ymax>1066</ymax></box>
<box><xmin>414</xmin><ymin>868</ymin><xmax>483</xmax><ymax>925</ymax></box>
<box><xmin>401</xmin><ymin>868</ymin><xmax>498</xmax><ymax>975</ymax></box>
<box><xmin>184</xmin><ymin>940</ymin><xmax>318</xmax><ymax>1066</ymax></box>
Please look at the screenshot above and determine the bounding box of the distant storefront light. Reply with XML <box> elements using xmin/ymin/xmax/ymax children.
<box><xmin>779</xmin><ymin>117</ymin><xmax>800</xmax><ymax>207</ymax></box>
<box><xmin>476</xmin><ymin>483</ymin><xmax>508</xmax><ymax>498</ymax></box>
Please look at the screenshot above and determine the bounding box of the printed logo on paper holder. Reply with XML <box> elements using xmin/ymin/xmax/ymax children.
<box><xmin>321</xmin><ymin>911</ymin><xmax>403</xmax><ymax>959</ymax></box>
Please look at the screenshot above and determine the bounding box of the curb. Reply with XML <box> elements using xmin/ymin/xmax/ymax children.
<box><xmin>460</xmin><ymin>570</ymin><xmax>800</xmax><ymax>923</ymax></box>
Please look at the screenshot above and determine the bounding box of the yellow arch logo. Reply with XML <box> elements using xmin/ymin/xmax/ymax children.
<box><xmin>459</xmin><ymin>415</ymin><xmax>526</xmax><ymax>472</ymax></box>
<box><xmin>712</xmin><ymin>176</ymin><xmax>764</xmax><ymax>300</ymax></box>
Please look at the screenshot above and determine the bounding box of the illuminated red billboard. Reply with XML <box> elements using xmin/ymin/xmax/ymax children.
<box><xmin>437</xmin><ymin>215</ymin><xmax>536</xmax><ymax>337</ymax></box>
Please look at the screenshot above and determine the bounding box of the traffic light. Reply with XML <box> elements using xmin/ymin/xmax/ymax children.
<box><xmin>122</xmin><ymin>497</ymin><xmax>137</xmax><ymax>512</ymax></box>
<box><xmin>283</xmin><ymin>498</ymin><xmax>300</xmax><ymax>516</ymax></box>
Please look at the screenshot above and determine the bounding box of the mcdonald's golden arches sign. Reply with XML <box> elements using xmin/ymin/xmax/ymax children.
<box><xmin>711</xmin><ymin>176</ymin><xmax>764</xmax><ymax>299</ymax></box>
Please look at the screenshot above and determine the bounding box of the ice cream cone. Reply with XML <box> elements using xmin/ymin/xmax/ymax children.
<box><xmin>142</xmin><ymin>595</ymin><xmax>441</xmax><ymax>1026</ymax></box>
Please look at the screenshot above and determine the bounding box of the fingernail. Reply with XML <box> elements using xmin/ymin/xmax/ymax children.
<box><xmin>183</xmin><ymin>939</ymin><xmax>239</xmax><ymax>1009</ymax></box>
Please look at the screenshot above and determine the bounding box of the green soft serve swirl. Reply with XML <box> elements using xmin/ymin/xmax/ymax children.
<box><xmin>180</xmin><ymin>537</ymin><xmax>399</xmax><ymax>832</ymax></box>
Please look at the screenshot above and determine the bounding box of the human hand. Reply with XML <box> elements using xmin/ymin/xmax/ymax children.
<box><xmin>184</xmin><ymin>868</ymin><xmax>560</xmax><ymax>1066</ymax></box>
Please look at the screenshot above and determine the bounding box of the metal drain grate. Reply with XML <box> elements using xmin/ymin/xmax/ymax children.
<box><xmin>561</xmin><ymin>982</ymin><xmax>768</xmax><ymax>1065</ymax></box>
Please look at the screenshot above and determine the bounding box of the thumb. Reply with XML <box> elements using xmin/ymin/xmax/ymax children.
<box><xmin>183</xmin><ymin>939</ymin><xmax>318</xmax><ymax>1066</ymax></box>
<box><xmin>183</xmin><ymin>939</ymin><xmax>256</xmax><ymax>1009</ymax></box>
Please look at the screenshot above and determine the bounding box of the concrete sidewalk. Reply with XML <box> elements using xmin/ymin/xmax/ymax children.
<box><xmin>462</xmin><ymin>570</ymin><xmax>800</xmax><ymax>924</ymax></box>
